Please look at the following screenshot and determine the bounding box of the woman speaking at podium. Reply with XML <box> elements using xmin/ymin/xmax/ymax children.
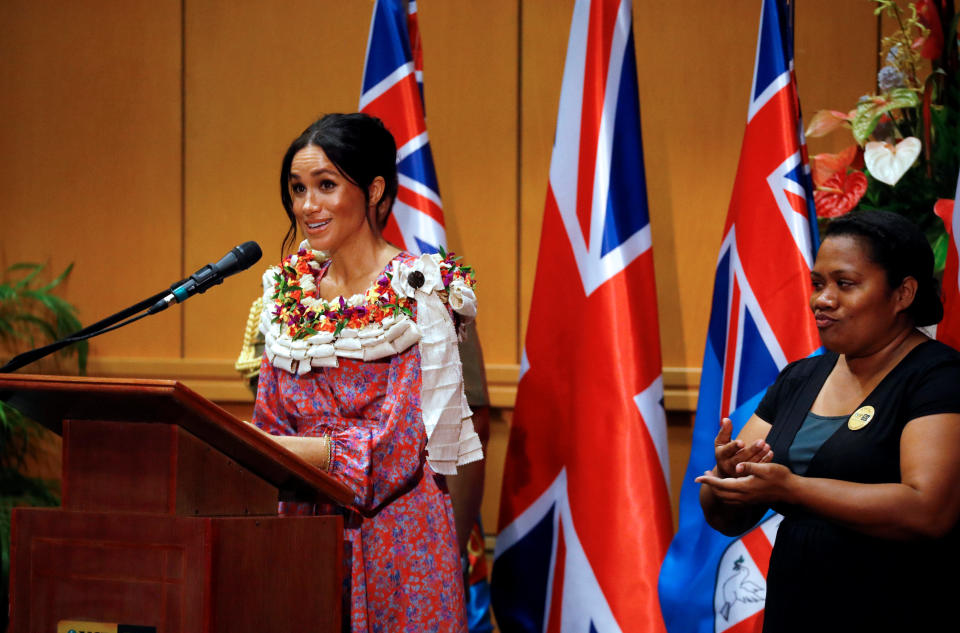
<box><xmin>251</xmin><ymin>113</ymin><xmax>481</xmax><ymax>632</ymax></box>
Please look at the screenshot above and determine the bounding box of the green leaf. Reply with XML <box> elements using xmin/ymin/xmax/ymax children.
<box><xmin>333</xmin><ymin>319</ymin><xmax>347</xmax><ymax>337</ymax></box>
<box><xmin>932</xmin><ymin>232</ymin><xmax>949</xmax><ymax>276</ymax></box>
<box><xmin>36</xmin><ymin>262</ymin><xmax>74</xmax><ymax>292</ymax></box>
<box><xmin>8</xmin><ymin>262</ymin><xmax>43</xmax><ymax>290</ymax></box>
<box><xmin>11</xmin><ymin>314</ymin><xmax>58</xmax><ymax>342</ymax></box>
<box><xmin>851</xmin><ymin>89</ymin><xmax>920</xmax><ymax>144</ymax></box>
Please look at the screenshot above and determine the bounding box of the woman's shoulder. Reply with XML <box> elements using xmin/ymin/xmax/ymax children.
<box><xmin>895</xmin><ymin>338</ymin><xmax>960</xmax><ymax>383</ymax></box>
<box><xmin>907</xmin><ymin>338</ymin><xmax>960</xmax><ymax>364</ymax></box>
<box><xmin>776</xmin><ymin>350</ymin><xmax>836</xmax><ymax>382</ymax></box>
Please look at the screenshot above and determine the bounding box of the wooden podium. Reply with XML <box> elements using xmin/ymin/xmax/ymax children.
<box><xmin>0</xmin><ymin>374</ymin><xmax>354</xmax><ymax>633</ymax></box>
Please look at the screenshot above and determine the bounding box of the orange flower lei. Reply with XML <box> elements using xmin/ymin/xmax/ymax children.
<box><xmin>269</xmin><ymin>247</ymin><xmax>474</xmax><ymax>341</ymax></box>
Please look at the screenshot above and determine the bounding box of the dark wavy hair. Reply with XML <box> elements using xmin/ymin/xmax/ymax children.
<box><xmin>823</xmin><ymin>210</ymin><xmax>943</xmax><ymax>327</ymax></box>
<box><xmin>279</xmin><ymin>113</ymin><xmax>399</xmax><ymax>255</ymax></box>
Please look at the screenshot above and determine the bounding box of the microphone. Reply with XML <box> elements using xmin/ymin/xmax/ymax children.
<box><xmin>148</xmin><ymin>241</ymin><xmax>262</xmax><ymax>314</ymax></box>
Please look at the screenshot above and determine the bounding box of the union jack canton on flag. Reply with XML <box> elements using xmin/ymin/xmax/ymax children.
<box><xmin>360</xmin><ymin>0</ymin><xmax>445</xmax><ymax>255</ymax></box>
<box><xmin>492</xmin><ymin>1</ymin><xmax>673</xmax><ymax>631</ymax></box>
<box><xmin>658</xmin><ymin>1</ymin><xmax>820</xmax><ymax>632</ymax></box>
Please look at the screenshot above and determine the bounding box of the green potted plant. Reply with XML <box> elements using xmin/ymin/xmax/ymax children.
<box><xmin>0</xmin><ymin>261</ymin><xmax>87</xmax><ymax>631</ymax></box>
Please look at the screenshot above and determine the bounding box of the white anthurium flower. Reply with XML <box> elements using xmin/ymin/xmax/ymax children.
<box><xmin>864</xmin><ymin>137</ymin><xmax>921</xmax><ymax>186</ymax></box>
<box><xmin>301</xmin><ymin>296</ymin><xmax>321</xmax><ymax>310</ymax></box>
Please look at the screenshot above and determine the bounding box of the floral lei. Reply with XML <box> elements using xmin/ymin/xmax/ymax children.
<box><xmin>269</xmin><ymin>246</ymin><xmax>475</xmax><ymax>341</ymax></box>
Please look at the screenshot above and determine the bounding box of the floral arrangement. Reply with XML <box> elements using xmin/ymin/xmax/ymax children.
<box><xmin>269</xmin><ymin>246</ymin><xmax>475</xmax><ymax>341</ymax></box>
<box><xmin>806</xmin><ymin>0</ymin><xmax>959</xmax><ymax>272</ymax></box>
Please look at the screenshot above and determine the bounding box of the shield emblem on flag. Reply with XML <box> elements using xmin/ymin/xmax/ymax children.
<box><xmin>714</xmin><ymin>514</ymin><xmax>783</xmax><ymax>633</ymax></box>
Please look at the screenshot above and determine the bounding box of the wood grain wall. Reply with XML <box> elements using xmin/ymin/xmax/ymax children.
<box><xmin>1</xmin><ymin>0</ymin><xmax>884</xmax><ymax>527</ymax></box>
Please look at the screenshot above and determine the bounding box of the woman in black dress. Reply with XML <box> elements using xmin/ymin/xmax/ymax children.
<box><xmin>697</xmin><ymin>210</ymin><xmax>960</xmax><ymax>632</ymax></box>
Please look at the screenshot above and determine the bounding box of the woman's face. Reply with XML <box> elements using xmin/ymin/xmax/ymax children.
<box><xmin>288</xmin><ymin>145</ymin><xmax>372</xmax><ymax>253</ymax></box>
<box><xmin>810</xmin><ymin>235</ymin><xmax>913</xmax><ymax>357</ymax></box>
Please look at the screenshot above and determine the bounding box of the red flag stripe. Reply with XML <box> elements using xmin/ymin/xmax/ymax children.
<box><xmin>362</xmin><ymin>75</ymin><xmax>426</xmax><ymax>149</ymax></box>
<box><xmin>545</xmin><ymin>522</ymin><xmax>566</xmax><ymax>633</ymax></box>
<box><xmin>725</xmin><ymin>611</ymin><xmax>765</xmax><ymax>633</ymax></box>
<box><xmin>741</xmin><ymin>528</ymin><xmax>774</xmax><ymax>579</ymax></box>
<box><xmin>396</xmin><ymin>185</ymin><xmax>445</xmax><ymax>225</ymax></box>
<box><xmin>574</xmin><ymin>0</ymin><xmax>619</xmax><ymax>242</ymax></box>
<box><xmin>721</xmin><ymin>280</ymin><xmax>741</xmax><ymax>417</ymax></box>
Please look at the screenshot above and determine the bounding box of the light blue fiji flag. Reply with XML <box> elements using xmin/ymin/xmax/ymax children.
<box><xmin>657</xmin><ymin>1</ymin><xmax>820</xmax><ymax>632</ymax></box>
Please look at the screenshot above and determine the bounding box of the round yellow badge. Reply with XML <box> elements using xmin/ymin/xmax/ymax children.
<box><xmin>848</xmin><ymin>405</ymin><xmax>875</xmax><ymax>431</ymax></box>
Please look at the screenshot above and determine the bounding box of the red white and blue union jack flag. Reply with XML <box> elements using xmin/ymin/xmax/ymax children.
<box><xmin>492</xmin><ymin>2</ymin><xmax>672</xmax><ymax>631</ymax></box>
<box><xmin>360</xmin><ymin>0</ymin><xmax>446</xmax><ymax>254</ymax></box>
<box><xmin>658</xmin><ymin>2</ymin><xmax>820</xmax><ymax>632</ymax></box>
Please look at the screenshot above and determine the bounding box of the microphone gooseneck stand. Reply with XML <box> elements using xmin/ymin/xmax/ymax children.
<box><xmin>1</xmin><ymin>239</ymin><xmax>264</xmax><ymax>375</ymax></box>
<box><xmin>0</xmin><ymin>282</ymin><xmax>184</xmax><ymax>374</ymax></box>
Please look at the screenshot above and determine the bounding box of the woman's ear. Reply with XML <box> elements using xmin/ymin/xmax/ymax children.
<box><xmin>895</xmin><ymin>276</ymin><xmax>919</xmax><ymax>314</ymax></box>
<box><xmin>368</xmin><ymin>176</ymin><xmax>386</xmax><ymax>209</ymax></box>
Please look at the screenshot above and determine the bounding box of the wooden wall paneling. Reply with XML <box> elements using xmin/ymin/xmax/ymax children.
<box><xmin>0</xmin><ymin>0</ymin><xmax>183</xmax><ymax>358</ymax></box>
<box><xmin>796</xmin><ymin>2</ymin><xmax>880</xmax><ymax>159</ymax></box>
<box><xmin>417</xmin><ymin>1</ymin><xmax>520</xmax><ymax>368</ymax></box>
<box><xmin>182</xmin><ymin>0</ymin><xmax>372</xmax><ymax>360</ymax></box>
<box><xmin>632</xmin><ymin>1</ymin><xmax>758</xmax><ymax>371</ymax></box>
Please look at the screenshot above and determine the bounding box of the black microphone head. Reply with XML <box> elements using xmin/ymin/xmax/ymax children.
<box><xmin>214</xmin><ymin>241</ymin><xmax>263</xmax><ymax>278</ymax></box>
<box><xmin>234</xmin><ymin>241</ymin><xmax>263</xmax><ymax>269</ymax></box>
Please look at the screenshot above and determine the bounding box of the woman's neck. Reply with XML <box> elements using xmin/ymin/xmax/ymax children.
<box><xmin>841</xmin><ymin>326</ymin><xmax>926</xmax><ymax>382</ymax></box>
<box><xmin>321</xmin><ymin>231</ymin><xmax>399</xmax><ymax>298</ymax></box>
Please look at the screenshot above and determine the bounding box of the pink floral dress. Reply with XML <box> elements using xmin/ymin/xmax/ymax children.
<box><xmin>254</xmin><ymin>253</ymin><xmax>468</xmax><ymax>633</ymax></box>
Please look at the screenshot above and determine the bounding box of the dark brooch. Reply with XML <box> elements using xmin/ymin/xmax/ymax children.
<box><xmin>408</xmin><ymin>270</ymin><xmax>426</xmax><ymax>289</ymax></box>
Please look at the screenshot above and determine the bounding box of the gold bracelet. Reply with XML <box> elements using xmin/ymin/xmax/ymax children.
<box><xmin>321</xmin><ymin>435</ymin><xmax>332</xmax><ymax>471</ymax></box>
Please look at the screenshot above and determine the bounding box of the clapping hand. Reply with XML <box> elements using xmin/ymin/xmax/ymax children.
<box><xmin>711</xmin><ymin>417</ymin><xmax>773</xmax><ymax>478</ymax></box>
<box><xmin>695</xmin><ymin>461</ymin><xmax>793</xmax><ymax>506</ymax></box>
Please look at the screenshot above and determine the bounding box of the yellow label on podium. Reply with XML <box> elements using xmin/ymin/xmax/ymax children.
<box><xmin>57</xmin><ymin>621</ymin><xmax>155</xmax><ymax>633</ymax></box>
<box><xmin>57</xmin><ymin>622</ymin><xmax>118</xmax><ymax>633</ymax></box>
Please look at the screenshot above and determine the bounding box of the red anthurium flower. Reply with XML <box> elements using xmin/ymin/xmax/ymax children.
<box><xmin>811</xmin><ymin>145</ymin><xmax>859</xmax><ymax>187</ymax></box>
<box><xmin>814</xmin><ymin>170</ymin><xmax>868</xmax><ymax>218</ymax></box>
<box><xmin>914</xmin><ymin>0</ymin><xmax>944</xmax><ymax>60</ymax></box>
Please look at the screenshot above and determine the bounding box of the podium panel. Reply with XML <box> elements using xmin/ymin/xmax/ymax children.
<box><xmin>0</xmin><ymin>375</ymin><xmax>354</xmax><ymax>633</ymax></box>
<box><xmin>10</xmin><ymin>509</ymin><xmax>343</xmax><ymax>633</ymax></box>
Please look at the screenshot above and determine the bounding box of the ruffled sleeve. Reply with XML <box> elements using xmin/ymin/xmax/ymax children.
<box><xmin>332</xmin><ymin>348</ymin><xmax>427</xmax><ymax>510</ymax></box>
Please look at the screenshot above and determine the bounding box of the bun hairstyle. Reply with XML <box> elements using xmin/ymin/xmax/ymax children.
<box><xmin>823</xmin><ymin>210</ymin><xmax>943</xmax><ymax>327</ymax></box>
<box><xmin>279</xmin><ymin>113</ymin><xmax>399</xmax><ymax>255</ymax></box>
